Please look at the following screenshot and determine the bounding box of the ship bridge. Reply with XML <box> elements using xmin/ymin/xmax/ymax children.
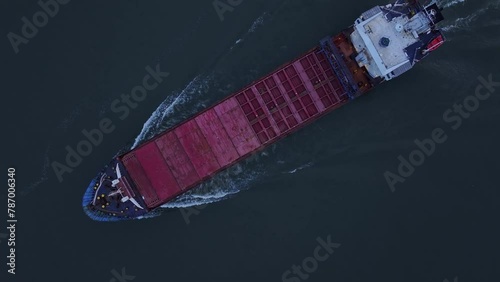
<box><xmin>350</xmin><ymin>1</ymin><xmax>444</xmax><ymax>80</ymax></box>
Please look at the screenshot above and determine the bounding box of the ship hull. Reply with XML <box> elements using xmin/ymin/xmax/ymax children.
<box><xmin>83</xmin><ymin>0</ymin><xmax>446</xmax><ymax>220</ymax></box>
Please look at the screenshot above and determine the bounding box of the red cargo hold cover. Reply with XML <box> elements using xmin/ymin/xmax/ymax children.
<box><xmin>121</xmin><ymin>45</ymin><xmax>348</xmax><ymax>208</ymax></box>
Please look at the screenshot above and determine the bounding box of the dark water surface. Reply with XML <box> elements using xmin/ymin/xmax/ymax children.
<box><xmin>2</xmin><ymin>0</ymin><xmax>500</xmax><ymax>281</ymax></box>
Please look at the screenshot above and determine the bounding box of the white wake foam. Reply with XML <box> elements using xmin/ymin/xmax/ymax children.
<box><xmin>131</xmin><ymin>74</ymin><xmax>214</xmax><ymax>149</ymax></box>
<box><xmin>284</xmin><ymin>162</ymin><xmax>314</xmax><ymax>174</ymax></box>
<box><xmin>161</xmin><ymin>164</ymin><xmax>263</xmax><ymax>208</ymax></box>
<box><xmin>441</xmin><ymin>0</ymin><xmax>499</xmax><ymax>32</ymax></box>
<box><xmin>132</xmin><ymin>12</ymin><xmax>275</xmax><ymax>208</ymax></box>
<box><xmin>248</xmin><ymin>12</ymin><xmax>267</xmax><ymax>33</ymax></box>
<box><xmin>230</xmin><ymin>12</ymin><xmax>270</xmax><ymax>50</ymax></box>
<box><xmin>437</xmin><ymin>0</ymin><xmax>466</xmax><ymax>8</ymax></box>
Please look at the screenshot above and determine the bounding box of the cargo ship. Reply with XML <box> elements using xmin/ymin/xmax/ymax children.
<box><xmin>83</xmin><ymin>0</ymin><xmax>446</xmax><ymax>221</ymax></box>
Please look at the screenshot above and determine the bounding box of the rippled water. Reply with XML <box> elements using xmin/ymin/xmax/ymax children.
<box><xmin>5</xmin><ymin>0</ymin><xmax>500</xmax><ymax>281</ymax></box>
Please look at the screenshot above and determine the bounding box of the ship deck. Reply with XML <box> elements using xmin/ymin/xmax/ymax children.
<box><xmin>334</xmin><ymin>31</ymin><xmax>374</xmax><ymax>94</ymax></box>
<box><xmin>120</xmin><ymin>37</ymin><xmax>352</xmax><ymax>208</ymax></box>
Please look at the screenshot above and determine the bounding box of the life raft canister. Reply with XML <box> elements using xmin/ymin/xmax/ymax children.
<box><xmin>426</xmin><ymin>35</ymin><xmax>444</xmax><ymax>52</ymax></box>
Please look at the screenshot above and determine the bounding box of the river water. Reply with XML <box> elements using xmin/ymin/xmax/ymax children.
<box><xmin>2</xmin><ymin>0</ymin><xmax>500</xmax><ymax>281</ymax></box>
